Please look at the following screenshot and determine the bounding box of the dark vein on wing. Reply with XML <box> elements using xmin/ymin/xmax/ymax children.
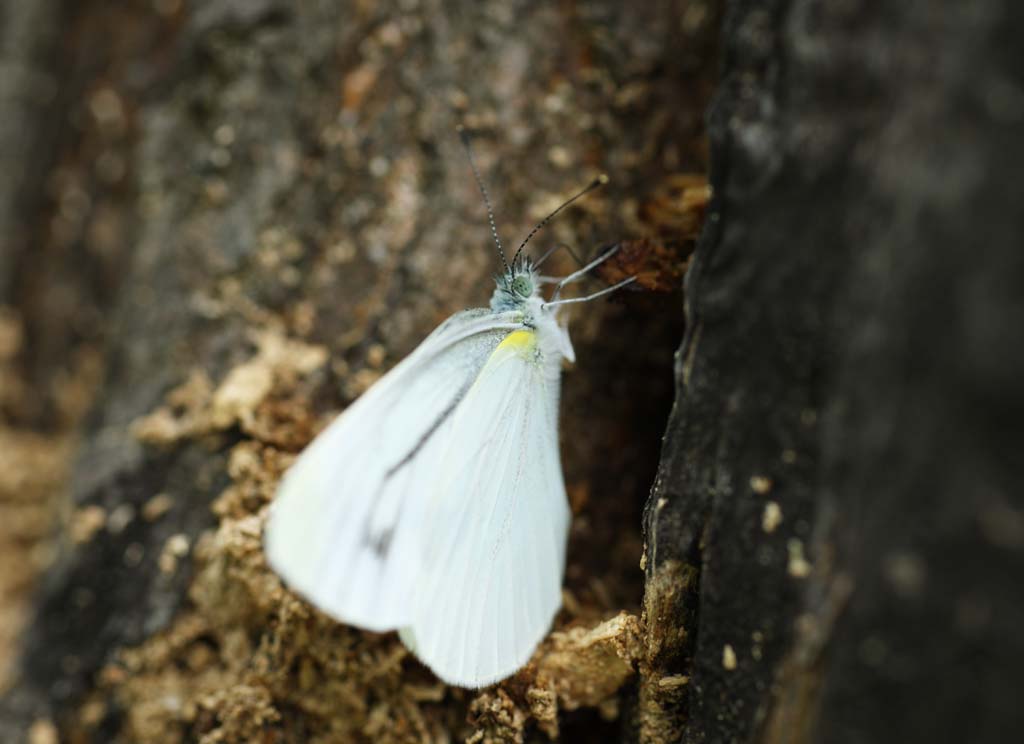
<box><xmin>359</xmin><ymin>378</ymin><xmax>473</xmax><ymax>559</ymax></box>
<box><xmin>381</xmin><ymin>382</ymin><xmax>469</xmax><ymax>483</ymax></box>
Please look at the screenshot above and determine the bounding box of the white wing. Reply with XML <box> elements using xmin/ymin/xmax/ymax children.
<box><xmin>265</xmin><ymin>309</ymin><xmax>523</xmax><ymax>631</ymax></box>
<box><xmin>403</xmin><ymin>328</ymin><xmax>571</xmax><ymax>687</ymax></box>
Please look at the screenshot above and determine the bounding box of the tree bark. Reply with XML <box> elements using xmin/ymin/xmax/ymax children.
<box><xmin>643</xmin><ymin>0</ymin><xmax>1024</xmax><ymax>742</ymax></box>
<box><xmin>1</xmin><ymin>1</ymin><xmax>716</xmax><ymax>741</ymax></box>
<box><xmin>2</xmin><ymin>0</ymin><xmax>1022</xmax><ymax>742</ymax></box>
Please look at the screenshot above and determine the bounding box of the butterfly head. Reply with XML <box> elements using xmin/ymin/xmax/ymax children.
<box><xmin>490</xmin><ymin>255</ymin><xmax>540</xmax><ymax>311</ymax></box>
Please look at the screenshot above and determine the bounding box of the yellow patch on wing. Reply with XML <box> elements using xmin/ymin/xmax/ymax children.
<box><xmin>496</xmin><ymin>329</ymin><xmax>536</xmax><ymax>355</ymax></box>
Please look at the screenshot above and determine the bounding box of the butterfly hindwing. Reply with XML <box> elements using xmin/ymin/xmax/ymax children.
<box><xmin>404</xmin><ymin>328</ymin><xmax>571</xmax><ymax>686</ymax></box>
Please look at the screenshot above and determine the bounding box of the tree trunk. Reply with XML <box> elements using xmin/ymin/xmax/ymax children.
<box><xmin>1</xmin><ymin>0</ymin><xmax>1021</xmax><ymax>743</ymax></box>
<box><xmin>643</xmin><ymin>0</ymin><xmax>1024</xmax><ymax>742</ymax></box>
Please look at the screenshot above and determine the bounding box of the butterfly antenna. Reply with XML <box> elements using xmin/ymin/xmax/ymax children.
<box><xmin>511</xmin><ymin>174</ymin><xmax>608</xmax><ymax>268</ymax></box>
<box><xmin>457</xmin><ymin>125</ymin><xmax>509</xmax><ymax>275</ymax></box>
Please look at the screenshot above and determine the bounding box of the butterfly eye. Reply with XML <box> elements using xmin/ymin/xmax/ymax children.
<box><xmin>511</xmin><ymin>276</ymin><xmax>533</xmax><ymax>297</ymax></box>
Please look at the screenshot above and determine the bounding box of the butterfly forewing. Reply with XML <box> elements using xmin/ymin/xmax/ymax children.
<box><xmin>265</xmin><ymin>309</ymin><xmax>524</xmax><ymax>631</ymax></box>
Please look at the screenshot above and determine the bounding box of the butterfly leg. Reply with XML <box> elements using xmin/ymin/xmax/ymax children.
<box><xmin>543</xmin><ymin>276</ymin><xmax>637</xmax><ymax>308</ymax></box>
<box><xmin>534</xmin><ymin>242</ymin><xmax>585</xmax><ymax>273</ymax></box>
<box><xmin>550</xmin><ymin>244</ymin><xmax>623</xmax><ymax>301</ymax></box>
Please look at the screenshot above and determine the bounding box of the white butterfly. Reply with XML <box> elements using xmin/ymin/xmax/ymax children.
<box><xmin>264</xmin><ymin>132</ymin><xmax>634</xmax><ymax>687</ymax></box>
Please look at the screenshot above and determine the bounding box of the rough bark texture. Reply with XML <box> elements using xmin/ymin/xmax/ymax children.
<box><xmin>3</xmin><ymin>0</ymin><xmax>1023</xmax><ymax>742</ymax></box>
<box><xmin>643</xmin><ymin>0</ymin><xmax>1024</xmax><ymax>742</ymax></box>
